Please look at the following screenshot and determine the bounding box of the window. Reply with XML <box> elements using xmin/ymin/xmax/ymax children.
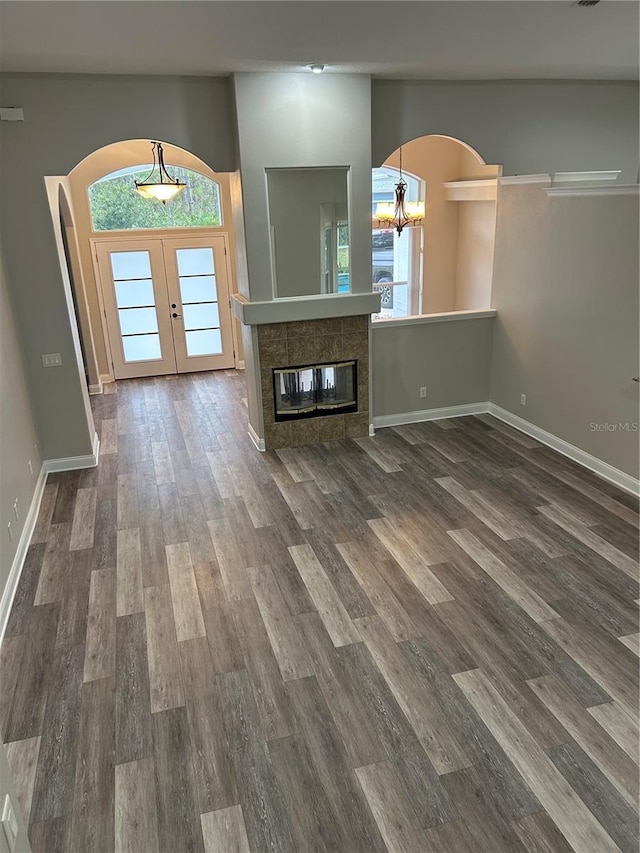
<box><xmin>88</xmin><ymin>165</ymin><xmax>222</xmax><ymax>232</ymax></box>
<box><xmin>337</xmin><ymin>220</ymin><xmax>350</xmax><ymax>293</ymax></box>
<box><xmin>372</xmin><ymin>167</ymin><xmax>423</xmax><ymax>320</ymax></box>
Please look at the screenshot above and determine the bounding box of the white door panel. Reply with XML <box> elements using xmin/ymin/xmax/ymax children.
<box><xmin>162</xmin><ymin>236</ymin><xmax>235</xmax><ymax>372</ymax></box>
<box><xmin>95</xmin><ymin>240</ymin><xmax>177</xmax><ymax>379</ymax></box>
<box><xmin>94</xmin><ymin>234</ymin><xmax>235</xmax><ymax>379</ymax></box>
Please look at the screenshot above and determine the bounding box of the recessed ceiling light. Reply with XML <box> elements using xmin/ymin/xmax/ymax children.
<box><xmin>308</xmin><ymin>64</ymin><xmax>325</xmax><ymax>74</ymax></box>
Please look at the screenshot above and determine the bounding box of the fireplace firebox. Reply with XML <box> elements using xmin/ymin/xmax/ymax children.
<box><xmin>273</xmin><ymin>360</ymin><xmax>357</xmax><ymax>421</ymax></box>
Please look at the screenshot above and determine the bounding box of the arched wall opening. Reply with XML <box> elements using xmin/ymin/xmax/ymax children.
<box><xmin>375</xmin><ymin>134</ymin><xmax>502</xmax><ymax>316</ymax></box>
<box><xmin>65</xmin><ymin>139</ymin><xmax>242</xmax><ymax>384</ymax></box>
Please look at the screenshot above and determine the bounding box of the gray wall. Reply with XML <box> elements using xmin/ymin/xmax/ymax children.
<box><xmin>0</xmin><ymin>73</ymin><xmax>235</xmax><ymax>460</ymax></box>
<box><xmin>490</xmin><ymin>184</ymin><xmax>639</xmax><ymax>479</ymax></box>
<box><xmin>372</xmin><ymin>317</ymin><xmax>494</xmax><ymax>417</ymax></box>
<box><xmin>0</xmin><ymin>238</ymin><xmax>41</xmax><ymax>593</ymax></box>
<box><xmin>232</xmin><ymin>73</ymin><xmax>371</xmax><ymax>302</ymax></box>
<box><xmin>0</xmin><ymin>745</ymin><xmax>31</xmax><ymax>853</ymax></box>
<box><xmin>372</xmin><ymin>80</ymin><xmax>639</xmax><ymax>182</ymax></box>
<box><xmin>267</xmin><ymin>167</ymin><xmax>348</xmax><ymax>298</ymax></box>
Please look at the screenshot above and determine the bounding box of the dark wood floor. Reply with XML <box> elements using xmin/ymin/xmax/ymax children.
<box><xmin>1</xmin><ymin>369</ymin><xmax>638</xmax><ymax>852</ymax></box>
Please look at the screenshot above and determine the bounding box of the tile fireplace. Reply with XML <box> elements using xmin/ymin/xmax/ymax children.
<box><xmin>256</xmin><ymin>314</ymin><xmax>370</xmax><ymax>448</ymax></box>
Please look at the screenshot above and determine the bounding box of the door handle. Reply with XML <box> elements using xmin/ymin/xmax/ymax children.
<box><xmin>172</xmin><ymin>312</ymin><xmax>182</xmax><ymax>318</ymax></box>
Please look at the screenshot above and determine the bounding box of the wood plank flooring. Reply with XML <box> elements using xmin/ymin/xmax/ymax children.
<box><xmin>2</xmin><ymin>369</ymin><xmax>638</xmax><ymax>852</ymax></box>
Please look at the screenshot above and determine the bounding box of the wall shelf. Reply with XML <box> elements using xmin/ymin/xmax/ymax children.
<box><xmin>444</xmin><ymin>179</ymin><xmax>498</xmax><ymax>201</ymax></box>
<box><xmin>546</xmin><ymin>184</ymin><xmax>639</xmax><ymax>198</ymax></box>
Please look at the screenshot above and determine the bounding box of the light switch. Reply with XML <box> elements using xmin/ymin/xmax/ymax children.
<box><xmin>42</xmin><ymin>353</ymin><xmax>63</xmax><ymax>367</ymax></box>
<box><xmin>0</xmin><ymin>107</ymin><xmax>24</xmax><ymax>122</ymax></box>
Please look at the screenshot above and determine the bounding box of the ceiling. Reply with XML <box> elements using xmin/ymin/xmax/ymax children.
<box><xmin>0</xmin><ymin>1</ymin><xmax>638</xmax><ymax>80</ymax></box>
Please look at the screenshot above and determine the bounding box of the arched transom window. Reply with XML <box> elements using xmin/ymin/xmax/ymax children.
<box><xmin>88</xmin><ymin>165</ymin><xmax>222</xmax><ymax>232</ymax></box>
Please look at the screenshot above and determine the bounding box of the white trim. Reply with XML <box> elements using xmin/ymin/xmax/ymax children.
<box><xmin>88</xmin><ymin>380</ymin><xmax>103</xmax><ymax>395</ymax></box>
<box><xmin>499</xmin><ymin>174</ymin><xmax>551</xmax><ymax>186</ymax></box>
<box><xmin>0</xmin><ymin>464</ymin><xmax>47</xmax><ymax>642</ymax></box>
<box><xmin>487</xmin><ymin>404</ymin><xmax>640</xmax><ymax>497</ymax></box>
<box><xmin>369</xmin><ymin>423</ymin><xmax>375</xmax><ymax>436</ymax></box>
<box><xmin>552</xmin><ymin>170</ymin><xmax>621</xmax><ymax>185</ymax></box>
<box><xmin>236</xmin><ymin>360</ymin><xmax>245</xmax><ymax>370</ymax></box>
<box><xmin>444</xmin><ymin>179</ymin><xmax>497</xmax><ymax>201</ymax></box>
<box><xmin>248</xmin><ymin>423</ymin><xmax>266</xmax><ymax>452</ymax></box>
<box><xmin>372</xmin><ymin>309</ymin><xmax>496</xmax><ymax>329</ymax></box>
<box><xmin>373</xmin><ymin>402</ymin><xmax>487</xmax><ymax>429</ymax></box>
<box><xmin>44</xmin><ymin>431</ymin><xmax>100</xmax><ymax>473</ymax></box>
<box><xmin>546</xmin><ymin>184</ymin><xmax>639</xmax><ymax>198</ymax></box>
<box><xmin>232</xmin><ymin>291</ymin><xmax>381</xmax><ymax>326</ymax></box>
<box><xmin>100</xmin><ymin>372</ymin><xmax>114</xmax><ymax>385</ymax></box>
<box><xmin>372</xmin><ymin>402</ymin><xmax>639</xmax><ymax>496</ymax></box>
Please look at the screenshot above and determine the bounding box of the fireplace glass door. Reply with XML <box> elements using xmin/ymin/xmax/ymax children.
<box><xmin>274</xmin><ymin>361</ymin><xmax>357</xmax><ymax>421</ymax></box>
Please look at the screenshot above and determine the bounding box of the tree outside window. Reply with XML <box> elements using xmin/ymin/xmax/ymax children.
<box><xmin>88</xmin><ymin>165</ymin><xmax>222</xmax><ymax>231</ymax></box>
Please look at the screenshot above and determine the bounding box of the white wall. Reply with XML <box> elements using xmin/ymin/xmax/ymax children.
<box><xmin>490</xmin><ymin>183</ymin><xmax>639</xmax><ymax>479</ymax></box>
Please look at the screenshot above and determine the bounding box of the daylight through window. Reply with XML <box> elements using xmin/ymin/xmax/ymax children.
<box><xmin>88</xmin><ymin>165</ymin><xmax>222</xmax><ymax>231</ymax></box>
<box><xmin>371</xmin><ymin>167</ymin><xmax>423</xmax><ymax>320</ymax></box>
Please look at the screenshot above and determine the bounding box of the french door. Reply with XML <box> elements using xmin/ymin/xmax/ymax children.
<box><xmin>95</xmin><ymin>235</ymin><xmax>235</xmax><ymax>379</ymax></box>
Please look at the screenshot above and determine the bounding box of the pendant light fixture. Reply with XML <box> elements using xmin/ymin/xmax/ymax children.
<box><xmin>134</xmin><ymin>141</ymin><xmax>187</xmax><ymax>203</ymax></box>
<box><xmin>373</xmin><ymin>146</ymin><xmax>425</xmax><ymax>235</ymax></box>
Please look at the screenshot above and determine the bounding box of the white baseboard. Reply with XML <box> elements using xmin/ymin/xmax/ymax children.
<box><xmin>100</xmin><ymin>372</ymin><xmax>114</xmax><ymax>385</ymax></box>
<box><xmin>88</xmin><ymin>380</ymin><xmax>103</xmax><ymax>395</ymax></box>
<box><xmin>44</xmin><ymin>430</ymin><xmax>100</xmax><ymax>473</ymax></box>
<box><xmin>369</xmin><ymin>423</ymin><xmax>375</xmax><ymax>436</ymax></box>
<box><xmin>372</xmin><ymin>402</ymin><xmax>487</xmax><ymax>430</ymax></box>
<box><xmin>487</xmin><ymin>405</ymin><xmax>640</xmax><ymax>497</ymax></box>
<box><xmin>0</xmin><ymin>464</ymin><xmax>47</xmax><ymax>642</ymax></box>
<box><xmin>236</xmin><ymin>360</ymin><xmax>245</xmax><ymax>371</ymax></box>
<box><xmin>373</xmin><ymin>401</ymin><xmax>638</xmax><ymax>496</ymax></box>
<box><xmin>248</xmin><ymin>423</ymin><xmax>266</xmax><ymax>452</ymax></box>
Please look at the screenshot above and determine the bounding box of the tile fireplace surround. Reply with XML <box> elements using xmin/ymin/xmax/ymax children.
<box><xmin>257</xmin><ymin>315</ymin><xmax>370</xmax><ymax>449</ymax></box>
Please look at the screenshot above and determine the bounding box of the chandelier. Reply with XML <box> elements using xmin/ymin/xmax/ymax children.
<box><xmin>134</xmin><ymin>141</ymin><xmax>187</xmax><ymax>203</ymax></box>
<box><xmin>373</xmin><ymin>146</ymin><xmax>425</xmax><ymax>235</ymax></box>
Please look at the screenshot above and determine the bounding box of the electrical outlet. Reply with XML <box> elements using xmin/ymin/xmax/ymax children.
<box><xmin>13</xmin><ymin>499</ymin><xmax>19</xmax><ymax>520</ymax></box>
<box><xmin>2</xmin><ymin>794</ymin><xmax>18</xmax><ymax>853</ymax></box>
<box><xmin>41</xmin><ymin>353</ymin><xmax>62</xmax><ymax>367</ymax></box>
<box><xmin>419</xmin><ymin>386</ymin><xmax>427</xmax><ymax>399</ymax></box>
<box><xmin>520</xmin><ymin>394</ymin><xmax>527</xmax><ymax>406</ymax></box>
<box><xmin>6</xmin><ymin>522</ymin><xmax>12</xmax><ymax>543</ymax></box>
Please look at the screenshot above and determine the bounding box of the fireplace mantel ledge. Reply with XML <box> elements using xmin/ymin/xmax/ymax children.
<box><xmin>231</xmin><ymin>292</ymin><xmax>381</xmax><ymax>326</ymax></box>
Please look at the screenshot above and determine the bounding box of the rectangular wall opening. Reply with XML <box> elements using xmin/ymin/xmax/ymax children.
<box><xmin>273</xmin><ymin>360</ymin><xmax>357</xmax><ymax>421</ymax></box>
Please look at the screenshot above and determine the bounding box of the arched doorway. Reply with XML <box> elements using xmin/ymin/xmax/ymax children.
<box><xmin>373</xmin><ymin>135</ymin><xmax>502</xmax><ymax>318</ymax></box>
<box><xmin>64</xmin><ymin>139</ymin><xmax>241</xmax><ymax>383</ymax></box>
